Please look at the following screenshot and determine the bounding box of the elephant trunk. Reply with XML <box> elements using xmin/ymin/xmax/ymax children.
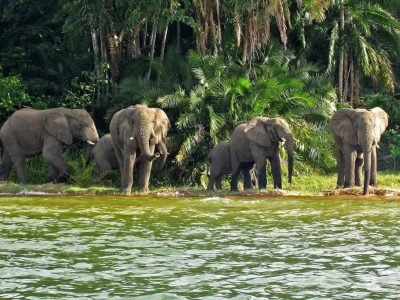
<box><xmin>138</xmin><ymin>122</ymin><xmax>158</xmax><ymax>161</ymax></box>
<box><xmin>361</xmin><ymin>125</ymin><xmax>373</xmax><ymax>195</ymax></box>
<box><xmin>157</xmin><ymin>140</ymin><xmax>168</xmax><ymax>169</ymax></box>
<box><xmin>284</xmin><ymin>135</ymin><xmax>294</xmax><ymax>184</ymax></box>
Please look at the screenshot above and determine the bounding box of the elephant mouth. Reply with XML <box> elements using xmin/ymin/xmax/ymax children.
<box><xmin>86</xmin><ymin>140</ymin><xmax>96</xmax><ymax>145</ymax></box>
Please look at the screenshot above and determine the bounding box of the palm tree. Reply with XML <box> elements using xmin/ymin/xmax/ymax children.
<box><xmin>327</xmin><ymin>0</ymin><xmax>400</xmax><ymax>104</ymax></box>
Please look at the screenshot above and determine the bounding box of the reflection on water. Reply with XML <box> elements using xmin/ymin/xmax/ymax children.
<box><xmin>1</xmin><ymin>196</ymin><xmax>400</xmax><ymax>299</ymax></box>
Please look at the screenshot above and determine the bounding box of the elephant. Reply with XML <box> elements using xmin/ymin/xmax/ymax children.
<box><xmin>86</xmin><ymin>133</ymin><xmax>165</xmax><ymax>178</ymax></box>
<box><xmin>230</xmin><ymin>117</ymin><xmax>294</xmax><ymax>191</ymax></box>
<box><xmin>85</xmin><ymin>134</ymin><xmax>119</xmax><ymax>177</ymax></box>
<box><xmin>0</xmin><ymin>107</ymin><xmax>99</xmax><ymax>183</ymax></box>
<box><xmin>207</xmin><ymin>141</ymin><xmax>257</xmax><ymax>190</ymax></box>
<box><xmin>328</xmin><ymin>107</ymin><xmax>389</xmax><ymax>195</ymax></box>
<box><xmin>110</xmin><ymin>104</ymin><xmax>170</xmax><ymax>194</ymax></box>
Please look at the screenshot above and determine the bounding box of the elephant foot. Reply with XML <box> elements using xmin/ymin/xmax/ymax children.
<box><xmin>120</xmin><ymin>188</ymin><xmax>131</xmax><ymax>195</ymax></box>
<box><xmin>139</xmin><ymin>187</ymin><xmax>150</xmax><ymax>193</ymax></box>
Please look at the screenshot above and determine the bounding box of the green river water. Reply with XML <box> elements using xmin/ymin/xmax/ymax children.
<box><xmin>0</xmin><ymin>195</ymin><xmax>400</xmax><ymax>299</ymax></box>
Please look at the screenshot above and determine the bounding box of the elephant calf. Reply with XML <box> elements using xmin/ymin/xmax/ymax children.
<box><xmin>207</xmin><ymin>141</ymin><xmax>257</xmax><ymax>190</ymax></box>
<box><xmin>0</xmin><ymin>107</ymin><xmax>99</xmax><ymax>183</ymax></box>
<box><xmin>86</xmin><ymin>133</ymin><xmax>165</xmax><ymax>178</ymax></box>
<box><xmin>86</xmin><ymin>134</ymin><xmax>119</xmax><ymax>177</ymax></box>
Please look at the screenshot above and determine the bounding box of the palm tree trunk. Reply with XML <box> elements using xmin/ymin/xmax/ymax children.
<box><xmin>338</xmin><ymin>0</ymin><xmax>345</xmax><ymax>103</ymax></box>
<box><xmin>91</xmin><ymin>28</ymin><xmax>100</xmax><ymax>107</ymax></box>
<box><xmin>160</xmin><ymin>24</ymin><xmax>169</xmax><ymax>61</ymax></box>
<box><xmin>146</xmin><ymin>17</ymin><xmax>158</xmax><ymax>80</ymax></box>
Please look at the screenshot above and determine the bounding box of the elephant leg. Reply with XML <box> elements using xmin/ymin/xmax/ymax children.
<box><xmin>138</xmin><ymin>159</ymin><xmax>153</xmax><ymax>192</ymax></box>
<box><xmin>335</xmin><ymin>146</ymin><xmax>345</xmax><ymax>188</ymax></box>
<box><xmin>215</xmin><ymin>175</ymin><xmax>223</xmax><ymax>190</ymax></box>
<box><xmin>354</xmin><ymin>154</ymin><xmax>363</xmax><ymax>187</ymax></box>
<box><xmin>47</xmin><ymin>165</ymin><xmax>59</xmax><ymax>183</ymax></box>
<box><xmin>121</xmin><ymin>152</ymin><xmax>136</xmax><ymax>194</ymax></box>
<box><xmin>343</xmin><ymin>145</ymin><xmax>356</xmax><ymax>188</ymax></box>
<box><xmin>0</xmin><ymin>150</ymin><xmax>13</xmax><ymax>180</ymax></box>
<box><xmin>3</xmin><ymin>137</ymin><xmax>27</xmax><ymax>183</ymax></box>
<box><xmin>270</xmin><ymin>154</ymin><xmax>282</xmax><ymax>189</ymax></box>
<box><xmin>42</xmin><ymin>141</ymin><xmax>69</xmax><ymax>183</ymax></box>
<box><xmin>370</xmin><ymin>146</ymin><xmax>377</xmax><ymax>186</ymax></box>
<box><xmin>207</xmin><ymin>167</ymin><xmax>219</xmax><ymax>190</ymax></box>
<box><xmin>241</xmin><ymin>162</ymin><xmax>253</xmax><ymax>190</ymax></box>
<box><xmin>251</xmin><ymin>146</ymin><xmax>267</xmax><ymax>190</ymax></box>
<box><xmin>13</xmin><ymin>156</ymin><xmax>27</xmax><ymax>183</ymax></box>
<box><xmin>230</xmin><ymin>159</ymin><xmax>241</xmax><ymax>191</ymax></box>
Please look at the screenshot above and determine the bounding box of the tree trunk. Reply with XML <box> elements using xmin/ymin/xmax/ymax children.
<box><xmin>146</xmin><ymin>18</ymin><xmax>158</xmax><ymax>80</ymax></box>
<box><xmin>160</xmin><ymin>24</ymin><xmax>169</xmax><ymax>61</ymax></box>
<box><xmin>91</xmin><ymin>29</ymin><xmax>100</xmax><ymax>107</ymax></box>
<box><xmin>338</xmin><ymin>0</ymin><xmax>345</xmax><ymax>103</ymax></box>
<box><xmin>177</xmin><ymin>22</ymin><xmax>181</xmax><ymax>51</ymax></box>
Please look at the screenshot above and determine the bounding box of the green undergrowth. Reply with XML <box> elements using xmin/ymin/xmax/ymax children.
<box><xmin>0</xmin><ymin>171</ymin><xmax>399</xmax><ymax>197</ymax></box>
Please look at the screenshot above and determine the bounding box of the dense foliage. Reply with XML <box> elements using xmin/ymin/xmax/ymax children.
<box><xmin>0</xmin><ymin>0</ymin><xmax>399</xmax><ymax>187</ymax></box>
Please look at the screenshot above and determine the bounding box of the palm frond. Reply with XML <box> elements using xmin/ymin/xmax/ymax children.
<box><xmin>157</xmin><ymin>87</ymin><xmax>187</xmax><ymax>108</ymax></box>
<box><xmin>327</xmin><ymin>22</ymin><xmax>339</xmax><ymax>75</ymax></box>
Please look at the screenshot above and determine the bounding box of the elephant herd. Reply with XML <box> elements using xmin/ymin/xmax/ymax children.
<box><xmin>0</xmin><ymin>105</ymin><xmax>389</xmax><ymax>195</ymax></box>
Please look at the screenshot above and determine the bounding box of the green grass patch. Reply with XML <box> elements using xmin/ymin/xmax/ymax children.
<box><xmin>0</xmin><ymin>171</ymin><xmax>399</xmax><ymax>196</ymax></box>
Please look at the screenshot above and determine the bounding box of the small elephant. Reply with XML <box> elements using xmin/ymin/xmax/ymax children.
<box><xmin>230</xmin><ymin>117</ymin><xmax>294</xmax><ymax>191</ymax></box>
<box><xmin>86</xmin><ymin>133</ymin><xmax>165</xmax><ymax>178</ymax></box>
<box><xmin>0</xmin><ymin>107</ymin><xmax>99</xmax><ymax>183</ymax></box>
<box><xmin>329</xmin><ymin>107</ymin><xmax>388</xmax><ymax>195</ymax></box>
<box><xmin>207</xmin><ymin>141</ymin><xmax>257</xmax><ymax>190</ymax></box>
<box><xmin>110</xmin><ymin>104</ymin><xmax>170</xmax><ymax>194</ymax></box>
<box><xmin>86</xmin><ymin>134</ymin><xmax>119</xmax><ymax>177</ymax></box>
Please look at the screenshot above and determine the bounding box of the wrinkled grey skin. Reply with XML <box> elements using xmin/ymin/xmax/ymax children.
<box><xmin>207</xmin><ymin>141</ymin><xmax>257</xmax><ymax>190</ymax></box>
<box><xmin>230</xmin><ymin>117</ymin><xmax>294</xmax><ymax>191</ymax></box>
<box><xmin>86</xmin><ymin>134</ymin><xmax>119</xmax><ymax>177</ymax></box>
<box><xmin>86</xmin><ymin>133</ymin><xmax>165</xmax><ymax>178</ymax></box>
<box><xmin>110</xmin><ymin>104</ymin><xmax>170</xmax><ymax>194</ymax></box>
<box><xmin>329</xmin><ymin>107</ymin><xmax>388</xmax><ymax>195</ymax></box>
<box><xmin>0</xmin><ymin>107</ymin><xmax>99</xmax><ymax>183</ymax></box>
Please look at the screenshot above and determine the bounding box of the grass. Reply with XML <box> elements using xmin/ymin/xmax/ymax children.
<box><xmin>0</xmin><ymin>171</ymin><xmax>399</xmax><ymax>197</ymax></box>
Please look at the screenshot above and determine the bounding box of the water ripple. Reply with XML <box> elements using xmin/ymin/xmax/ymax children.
<box><xmin>0</xmin><ymin>197</ymin><xmax>400</xmax><ymax>299</ymax></box>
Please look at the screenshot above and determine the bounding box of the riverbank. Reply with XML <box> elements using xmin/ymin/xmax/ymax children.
<box><xmin>0</xmin><ymin>172</ymin><xmax>399</xmax><ymax>197</ymax></box>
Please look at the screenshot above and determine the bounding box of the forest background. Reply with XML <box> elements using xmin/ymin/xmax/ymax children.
<box><xmin>0</xmin><ymin>0</ymin><xmax>399</xmax><ymax>188</ymax></box>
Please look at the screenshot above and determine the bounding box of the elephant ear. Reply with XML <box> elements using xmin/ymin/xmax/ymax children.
<box><xmin>44</xmin><ymin>112</ymin><xmax>73</xmax><ymax>145</ymax></box>
<box><xmin>329</xmin><ymin>109</ymin><xmax>357</xmax><ymax>145</ymax></box>
<box><xmin>370</xmin><ymin>107</ymin><xmax>389</xmax><ymax>143</ymax></box>
<box><xmin>154</xmin><ymin>108</ymin><xmax>170</xmax><ymax>141</ymax></box>
<box><xmin>244</xmin><ymin>117</ymin><xmax>272</xmax><ymax>147</ymax></box>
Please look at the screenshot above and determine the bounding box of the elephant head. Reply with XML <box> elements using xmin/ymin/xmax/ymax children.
<box><xmin>45</xmin><ymin>108</ymin><xmax>99</xmax><ymax>146</ymax></box>
<box><xmin>151</xmin><ymin>108</ymin><xmax>171</xmax><ymax>169</ymax></box>
<box><xmin>329</xmin><ymin>107</ymin><xmax>388</xmax><ymax>195</ymax></box>
<box><xmin>129</xmin><ymin>105</ymin><xmax>170</xmax><ymax>165</ymax></box>
<box><xmin>244</xmin><ymin>117</ymin><xmax>294</xmax><ymax>183</ymax></box>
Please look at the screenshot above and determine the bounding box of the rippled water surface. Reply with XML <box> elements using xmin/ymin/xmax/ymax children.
<box><xmin>1</xmin><ymin>196</ymin><xmax>400</xmax><ymax>299</ymax></box>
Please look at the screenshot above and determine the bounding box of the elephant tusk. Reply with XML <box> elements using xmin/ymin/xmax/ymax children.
<box><xmin>129</xmin><ymin>137</ymin><xmax>134</xmax><ymax>140</ymax></box>
<box><xmin>86</xmin><ymin>140</ymin><xmax>95</xmax><ymax>145</ymax></box>
<box><xmin>376</xmin><ymin>144</ymin><xmax>380</xmax><ymax>149</ymax></box>
<box><xmin>281</xmin><ymin>137</ymin><xmax>286</xmax><ymax>145</ymax></box>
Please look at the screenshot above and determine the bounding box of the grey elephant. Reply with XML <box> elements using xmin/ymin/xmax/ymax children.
<box><xmin>329</xmin><ymin>107</ymin><xmax>388</xmax><ymax>195</ymax></box>
<box><xmin>110</xmin><ymin>104</ymin><xmax>170</xmax><ymax>194</ymax></box>
<box><xmin>86</xmin><ymin>133</ymin><xmax>165</xmax><ymax>178</ymax></box>
<box><xmin>207</xmin><ymin>141</ymin><xmax>257</xmax><ymax>190</ymax></box>
<box><xmin>230</xmin><ymin>117</ymin><xmax>294</xmax><ymax>191</ymax></box>
<box><xmin>0</xmin><ymin>107</ymin><xmax>99</xmax><ymax>183</ymax></box>
<box><xmin>85</xmin><ymin>134</ymin><xmax>119</xmax><ymax>177</ymax></box>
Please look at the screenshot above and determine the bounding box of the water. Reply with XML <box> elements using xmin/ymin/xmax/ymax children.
<box><xmin>1</xmin><ymin>195</ymin><xmax>400</xmax><ymax>299</ymax></box>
